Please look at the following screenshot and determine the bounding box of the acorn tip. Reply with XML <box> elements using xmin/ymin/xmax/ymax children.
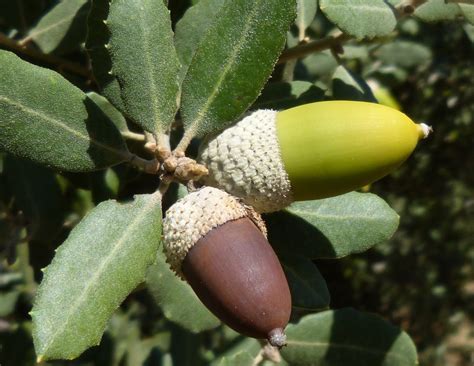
<box><xmin>417</xmin><ymin>123</ymin><xmax>433</xmax><ymax>140</ymax></box>
<box><xmin>268</xmin><ymin>328</ymin><xmax>287</xmax><ymax>348</ymax></box>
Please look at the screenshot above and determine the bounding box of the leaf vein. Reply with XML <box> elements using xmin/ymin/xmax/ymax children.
<box><xmin>185</xmin><ymin>0</ymin><xmax>263</xmax><ymax>137</ymax></box>
<box><xmin>0</xmin><ymin>95</ymin><xmax>127</xmax><ymax>159</ymax></box>
<box><xmin>286</xmin><ymin>340</ymin><xmax>409</xmax><ymax>363</ymax></box>
<box><xmin>39</xmin><ymin>195</ymin><xmax>159</xmax><ymax>356</ymax></box>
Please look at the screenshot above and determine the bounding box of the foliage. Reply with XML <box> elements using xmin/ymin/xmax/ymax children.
<box><xmin>0</xmin><ymin>0</ymin><xmax>472</xmax><ymax>365</ymax></box>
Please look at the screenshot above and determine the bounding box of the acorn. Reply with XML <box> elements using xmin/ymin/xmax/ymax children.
<box><xmin>163</xmin><ymin>187</ymin><xmax>291</xmax><ymax>347</ymax></box>
<box><xmin>199</xmin><ymin>101</ymin><xmax>431</xmax><ymax>213</ymax></box>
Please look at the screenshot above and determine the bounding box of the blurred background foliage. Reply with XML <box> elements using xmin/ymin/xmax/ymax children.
<box><xmin>0</xmin><ymin>0</ymin><xmax>473</xmax><ymax>365</ymax></box>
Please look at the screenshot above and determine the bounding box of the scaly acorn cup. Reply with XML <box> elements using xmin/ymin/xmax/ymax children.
<box><xmin>163</xmin><ymin>187</ymin><xmax>292</xmax><ymax>347</ymax></box>
<box><xmin>199</xmin><ymin>101</ymin><xmax>431</xmax><ymax>213</ymax></box>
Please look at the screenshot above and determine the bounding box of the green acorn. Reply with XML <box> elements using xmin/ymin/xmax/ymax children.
<box><xmin>199</xmin><ymin>101</ymin><xmax>430</xmax><ymax>213</ymax></box>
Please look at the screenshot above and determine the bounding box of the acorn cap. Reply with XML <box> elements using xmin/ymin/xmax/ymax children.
<box><xmin>163</xmin><ymin>186</ymin><xmax>267</xmax><ymax>277</ymax></box>
<box><xmin>198</xmin><ymin>110</ymin><xmax>293</xmax><ymax>213</ymax></box>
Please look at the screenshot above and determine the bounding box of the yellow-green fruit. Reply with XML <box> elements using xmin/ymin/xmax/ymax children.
<box><xmin>199</xmin><ymin>101</ymin><xmax>429</xmax><ymax>212</ymax></box>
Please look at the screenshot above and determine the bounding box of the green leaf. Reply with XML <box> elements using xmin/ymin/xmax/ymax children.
<box><xmin>319</xmin><ymin>0</ymin><xmax>397</xmax><ymax>39</ymax></box>
<box><xmin>0</xmin><ymin>289</ymin><xmax>20</xmax><ymax>317</ymax></box>
<box><xmin>296</xmin><ymin>0</ymin><xmax>318</xmax><ymax>34</ymax></box>
<box><xmin>180</xmin><ymin>0</ymin><xmax>297</xmax><ymax>139</ymax></box>
<box><xmin>86</xmin><ymin>0</ymin><xmax>125</xmax><ymax>111</ymax></box>
<box><xmin>331</xmin><ymin>65</ymin><xmax>377</xmax><ymax>102</ymax></box>
<box><xmin>4</xmin><ymin>156</ymin><xmax>64</xmax><ymax>242</ymax></box>
<box><xmin>414</xmin><ymin>0</ymin><xmax>462</xmax><ymax>22</ymax></box>
<box><xmin>31</xmin><ymin>193</ymin><xmax>162</xmax><ymax>361</ymax></box>
<box><xmin>146</xmin><ymin>247</ymin><xmax>220</xmax><ymax>333</ymax></box>
<box><xmin>281</xmin><ymin>309</ymin><xmax>418</xmax><ymax>366</ymax></box>
<box><xmin>211</xmin><ymin>338</ymin><xmax>261</xmax><ymax>366</ymax></box>
<box><xmin>174</xmin><ymin>0</ymin><xmax>225</xmax><ymax>81</ymax></box>
<box><xmin>459</xmin><ymin>3</ymin><xmax>474</xmax><ymax>24</ymax></box>
<box><xmin>266</xmin><ymin>192</ymin><xmax>399</xmax><ymax>258</ymax></box>
<box><xmin>216</xmin><ymin>352</ymin><xmax>255</xmax><ymax>366</ymax></box>
<box><xmin>0</xmin><ymin>51</ymin><xmax>129</xmax><ymax>172</ymax></box>
<box><xmin>464</xmin><ymin>23</ymin><xmax>474</xmax><ymax>42</ymax></box>
<box><xmin>282</xmin><ymin>256</ymin><xmax>330</xmax><ymax>311</ymax></box>
<box><xmin>86</xmin><ymin>92</ymin><xmax>130</xmax><ymax>135</ymax></box>
<box><xmin>375</xmin><ymin>41</ymin><xmax>432</xmax><ymax>68</ymax></box>
<box><xmin>107</xmin><ymin>0</ymin><xmax>181</xmax><ymax>135</ymax></box>
<box><xmin>297</xmin><ymin>51</ymin><xmax>339</xmax><ymax>81</ymax></box>
<box><xmin>25</xmin><ymin>0</ymin><xmax>90</xmax><ymax>55</ymax></box>
<box><xmin>253</xmin><ymin>80</ymin><xmax>325</xmax><ymax>110</ymax></box>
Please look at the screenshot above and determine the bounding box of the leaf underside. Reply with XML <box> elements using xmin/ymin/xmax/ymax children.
<box><xmin>106</xmin><ymin>0</ymin><xmax>181</xmax><ymax>135</ymax></box>
<box><xmin>319</xmin><ymin>0</ymin><xmax>397</xmax><ymax>39</ymax></box>
<box><xmin>32</xmin><ymin>194</ymin><xmax>162</xmax><ymax>361</ymax></box>
<box><xmin>146</xmin><ymin>247</ymin><xmax>220</xmax><ymax>333</ymax></box>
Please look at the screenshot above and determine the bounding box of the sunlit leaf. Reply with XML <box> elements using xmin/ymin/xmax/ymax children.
<box><xmin>32</xmin><ymin>193</ymin><xmax>162</xmax><ymax>360</ymax></box>
<box><xmin>25</xmin><ymin>0</ymin><xmax>90</xmax><ymax>55</ymax></box>
<box><xmin>319</xmin><ymin>0</ymin><xmax>397</xmax><ymax>39</ymax></box>
<box><xmin>180</xmin><ymin>0</ymin><xmax>296</xmax><ymax>140</ymax></box>
<box><xmin>0</xmin><ymin>51</ymin><xmax>129</xmax><ymax>172</ymax></box>
<box><xmin>266</xmin><ymin>192</ymin><xmax>399</xmax><ymax>258</ymax></box>
<box><xmin>281</xmin><ymin>309</ymin><xmax>418</xmax><ymax>366</ymax></box>
<box><xmin>107</xmin><ymin>0</ymin><xmax>181</xmax><ymax>135</ymax></box>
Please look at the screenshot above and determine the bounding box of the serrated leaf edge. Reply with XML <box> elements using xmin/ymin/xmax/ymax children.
<box><xmin>34</xmin><ymin>193</ymin><xmax>161</xmax><ymax>360</ymax></box>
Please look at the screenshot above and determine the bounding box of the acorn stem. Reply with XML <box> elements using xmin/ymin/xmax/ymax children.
<box><xmin>268</xmin><ymin>328</ymin><xmax>287</xmax><ymax>348</ymax></box>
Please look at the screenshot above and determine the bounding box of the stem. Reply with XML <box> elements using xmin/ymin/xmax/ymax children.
<box><xmin>127</xmin><ymin>153</ymin><xmax>160</xmax><ymax>174</ymax></box>
<box><xmin>145</xmin><ymin>131</ymin><xmax>157</xmax><ymax>145</ymax></box>
<box><xmin>252</xmin><ymin>349</ymin><xmax>264</xmax><ymax>366</ymax></box>
<box><xmin>277</xmin><ymin>33</ymin><xmax>352</xmax><ymax>64</ymax></box>
<box><xmin>157</xmin><ymin>180</ymin><xmax>170</xmax><ymax>197</ymax></box>
<box><xmin>16</xmin><ymin>239</ymin><xmax>36</xmax><ymax>298</ymax></box>
<box><xmin>174</xmin><ymin>129</ymin><xmax>194</xmax><ymax>155</ymax></box>
<box><xmin>0</xmin><ymin>32</ymin><xmax>93</xmax><ymax>79</ymax></box>
<box><xmin>18</xmin><ymin>35</ymin><xmax>34</xmax><ymax>47</ymax></box>
<box><xmin>121</xmin><ymin>131</ymin><xmax>146</xmax><ymax>142</ymax></box>
<box><xmin>157</xmin><ymin>133</ymin><xmax>171</xmax><ymax>152</ymax></box>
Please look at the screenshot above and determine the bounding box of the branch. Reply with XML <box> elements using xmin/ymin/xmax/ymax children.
<box><xmin>278</xmin><ymin>33</ymin><xmax>352</xmax><ymax>64</ymax></box>
<box><xmin>0</xmin><ymin>32</ymin><xmax>93</xmax><ymax>79</ymax></box>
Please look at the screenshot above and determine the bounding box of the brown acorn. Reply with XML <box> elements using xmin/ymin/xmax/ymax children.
<box><xmin>163</xmin><ymin>187</ymin><xmax>291</xmax><ymax>347</ymax></box>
